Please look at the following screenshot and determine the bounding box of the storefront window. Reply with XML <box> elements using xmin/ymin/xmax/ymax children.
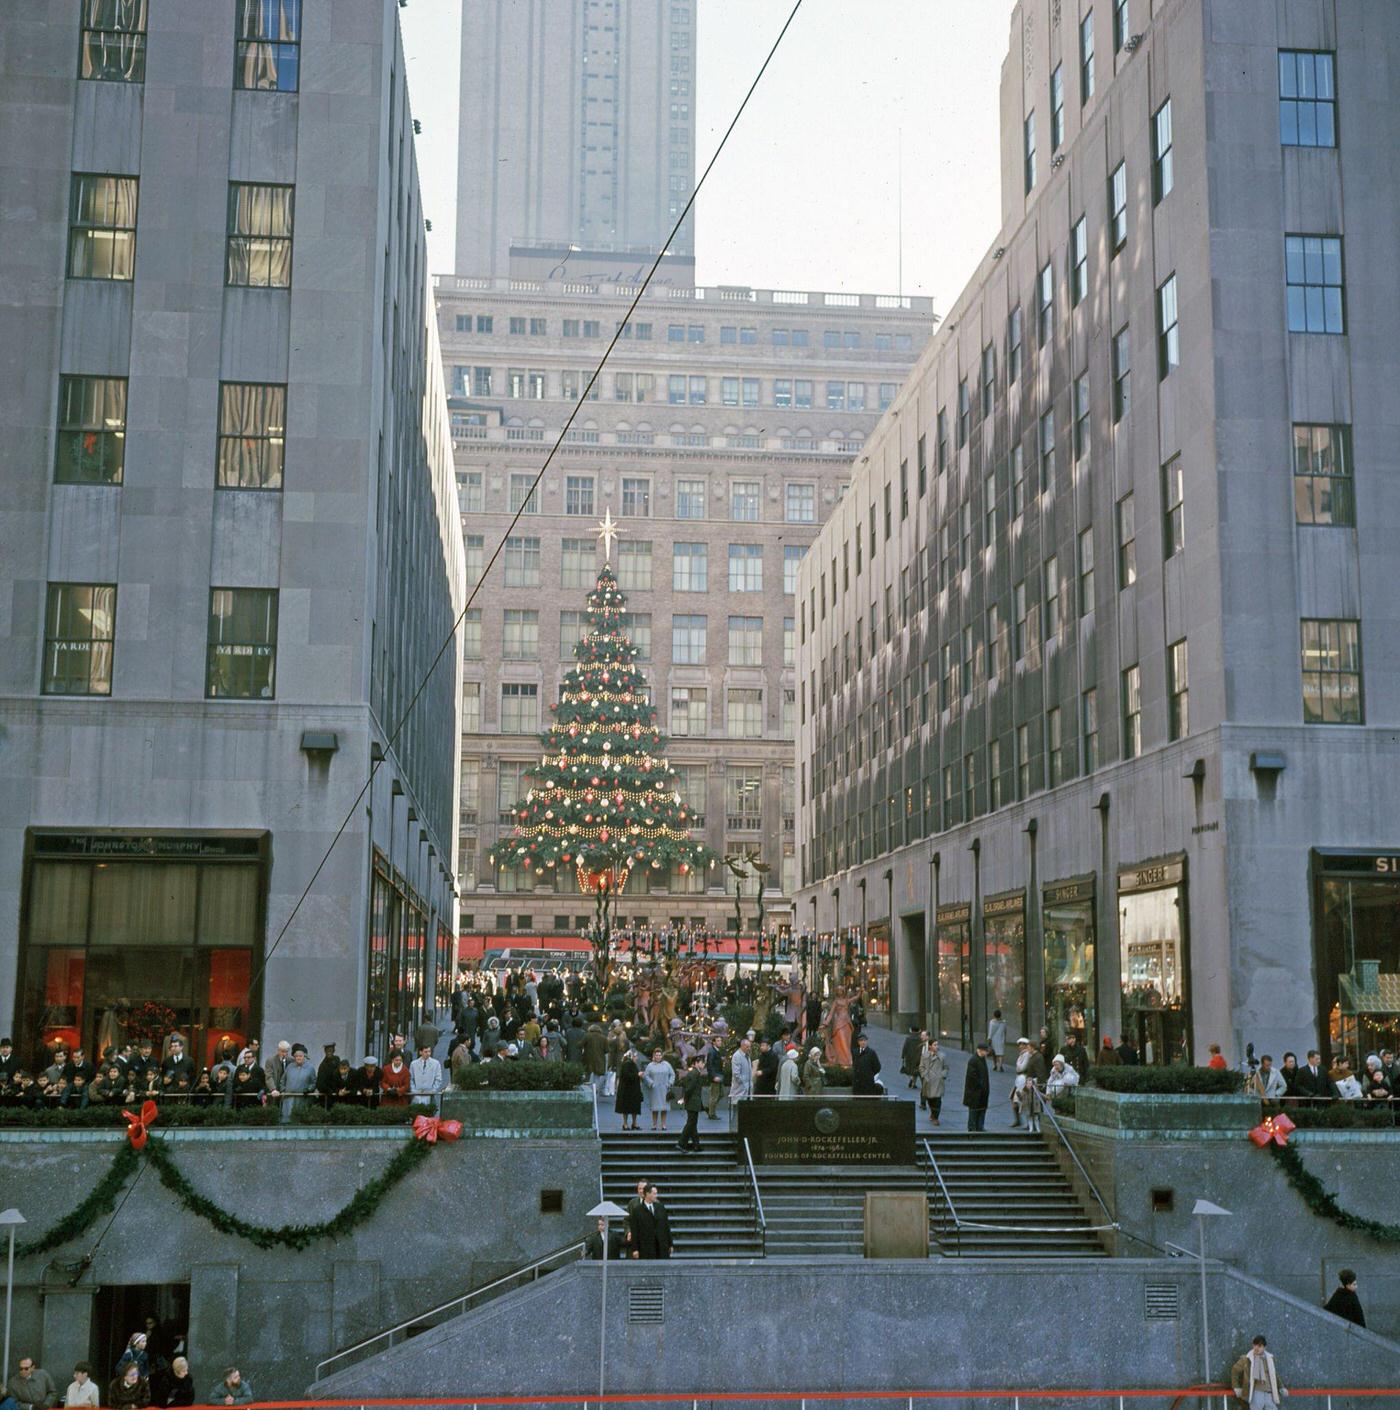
<box><xmin>937</xmin><ymin>903</ymin><xmax>971</xmax><ymax>1045</ymax></box>
<box><xmin>365</xmin><ymin>850</ymin><xmax>431</xmax><ymax>1052</ymax></box>
<box><xmin>1118</xmin><ymin>857</ymin><xmax>1190</xmax><ymax>1064</ymax></box>
<box><xmin>20</xmin><ymin>836</ymin><xmax>263</xmax><ymax>1067</ymax></box>
<box><xmin>1043</xmin><ymin>877</ymin><xmax>1096</xmax><ymax>1054</ymax></box>
<box><xmin>1316</xmin><ymin>854</ymin><xmax>1400</xmax><ymax>1066</ymax></box>
<box><xmin>983</xmin><ymin>892</ymin><xmax>1026</xmax><ymax>1040</ymax></box>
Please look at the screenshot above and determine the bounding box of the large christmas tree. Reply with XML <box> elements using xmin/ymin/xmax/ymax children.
<box><xmin>492</xmin><ymin>516</ymin><xmax>714</xmax><ymax>968</ymax></box>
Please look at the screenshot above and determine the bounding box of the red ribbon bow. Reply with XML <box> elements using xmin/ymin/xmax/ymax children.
<box><xmin>412</xmin><ymin>1115</ymin><xmax>463</xmax><ymax>1144</ymax></box>
<box><xmin>1248</xmin><ymin>1112</ymin><xmax>1295</xmax><ymax>1148</ymax></box>
<box><xmin>122</xmin><ymin>1100</ymin><xmax>160</xmax><ymax>1151</ymax></box>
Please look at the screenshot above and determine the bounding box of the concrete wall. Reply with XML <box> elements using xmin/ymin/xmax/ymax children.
<box><xmin>2</xmin><ymin>1127</ymin><xmax>600</xmax><ymax>1397</ymax></box>
<box><xmin>313</xmin><ymin>1256</ymin><xmax>1400</xmax><ymax>1402</ymax></box>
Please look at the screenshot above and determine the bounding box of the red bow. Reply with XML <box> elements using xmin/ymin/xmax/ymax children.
<box><xmin>1248</xmin><ymin>1113</ymin><xmax>1296</xmax><ymax>1148</ymax></box>
<box><xmin>412</xmin><ymin>1115</ymin><xmax>463</xmax><ymax>1144</ymax></box>
<box><xmin>122</xmin><ymin>1100</ymin><xmax>160</xmax><ymax>1151</ymax></box>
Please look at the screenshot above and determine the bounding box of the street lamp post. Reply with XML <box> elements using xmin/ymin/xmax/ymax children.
<box><xmin>1</xmin><ymin>1208</ymin><xmax>25</xmax><ymax>1385</ymax></box>
<box><xmin>587</xmin><ymin>1199</ymin><xmax>628</xmax><ymax>1402</ymax></box>
<box><xmin>1192</xmin><ymin>1198</ymin><xmax>1232</xmax><ymax>1387</ymax></box>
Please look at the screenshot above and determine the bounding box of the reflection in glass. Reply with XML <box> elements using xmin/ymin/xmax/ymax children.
<box><xmin>984</xmin><ymin>905</ymin><xmax>1026</xmax><ymax>1039</ymax></box>
<box><xmin>1322</xmin><ymin>877</ymin><xmax>1400</xmax><ymax>1067</ymax></box>
<box><xmin>1119</xmin><ymin>886</ymin><xmax>1189</xmax><ymax>1063</ymax></box>
<box><xmin>937</xmin><ymin>919</ymin><xmax>970</xmax><ymax>1045</ymax></box>
<box><xmin>1044</xmin><ymin>897</ymin><xmax>1095</xmax><ymax>1053</ymax></box>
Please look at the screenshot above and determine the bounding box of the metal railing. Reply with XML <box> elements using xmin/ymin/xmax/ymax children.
<box><xmin>741</xmin><ymin>1136</ymin><xmax>767</xmax><ymax>1256</ymax></box>
<box><xmin>314</xmin><ymin>1240</ymin><xmax>586</xmax><ymax>1382</ymax></box>
<box><xmin>1037</xmin><ymin>1086</ymin><xmax>1119</xmax><ymax>1235</ymax></box>
<box><xmin>921</xmin><ymin>1136</ymin><xmax>962</xmax><ymax>1257</ymax></box>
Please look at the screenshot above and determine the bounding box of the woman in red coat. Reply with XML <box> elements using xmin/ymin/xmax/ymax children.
<box><xmin>380</xmin><ymin>1052</ymin><xmax>411</xmax><ymax>1106</ymax></box>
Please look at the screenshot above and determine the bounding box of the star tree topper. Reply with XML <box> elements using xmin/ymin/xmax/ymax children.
<box><xmin>596</xmin><ymin>506</ymin><xmax>623</xmax><ymax>563</ymax></box>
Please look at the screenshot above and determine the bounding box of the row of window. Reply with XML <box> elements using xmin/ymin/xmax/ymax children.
<box><xmin>464</xmin><ymin>679</ymin><xmax>793</xmax><ymax>740</ymax></box>
<box><xmin>464</xmin><ymin>535</ymin><xmax>808</xmax><ymax>595</ymax></box>
<box><xmin>455</xmin><ymin>315</ymin><xmax>915</xmax><ymax>354</ymax></box>
<box><xmin>482</xmin><ymin>609</ymin><xmax>795</xmax><ymax>667</ymax></box>
<box><xmin>80</xmin><ymin>0</ymin><xmax>302</xmax><ymax>92</ymax></box>
<box><xmin>41</xmin><ymin>583</ymin><xmax>276</xmax><ymax>699</ymax></box>
<box><xmin>68</xmin><ymin>174</ymin><xmax>295</xmax><ymax>289</ymax></box>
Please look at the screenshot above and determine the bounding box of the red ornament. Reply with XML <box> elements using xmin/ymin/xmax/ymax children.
<box><xmin>599</xmin><ymin>829</ymin><xmax>610</xmax><ymax>842</ymax></box>
<box><xmin>1249</xmin><ymin>1114</ymin><xmax>1296</xmax><ymax>1148</ymax></box>
<box><xmin>123</xmin><ymin>1100</ymin><xmax>159</xmax><ymax>1151</ymax></box>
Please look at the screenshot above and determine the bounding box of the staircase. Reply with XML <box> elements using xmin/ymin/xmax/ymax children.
<box><xmin>920</xmin><ymin>1131</ymin><xmax>1108</xmax><ymax>1257</ymax></box>
<box><xmin>759</xmin><ymin>1165</ymin><xmax>928</xmax><ymax>1256</ymax></box>
<box><xmin>599</xmin><ymin>1131</ymin><xmax>764</xmax><ymax>1258</ymax></box>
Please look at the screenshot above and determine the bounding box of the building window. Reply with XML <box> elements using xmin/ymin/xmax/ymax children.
<box><xmin>1050</xmin><ymin>65</ymin><xmax>1065</xmax><ymax>151</ymax></box>
<box><xmin>773</xmin><ymin>380</ymin><xmax>792</xmax><ymax>409</ymax></box>
<box><xmin>55</xmin><ymin>376</ymin><xmax>126</xmax><ymax>485</ymax></box>
<box><xmin>628</xmin><ymin>612</ymin><xmax>652</xmax><ymax>660</ymax></box>
<box><xmin>743</xmin><ymin>377</ymin><xmax>761</xmax><ymax>408</ymax></box>
<box><xmin>464</xmin><ymin>535</ymin><xmax>483</xmax><ymax>586</ymax></box>
<box><xmin>722</xmin><ymin>377</ymin><xmax>740</xmax><ymax>408</ymax></box>
<box><xmin>559</xmin><ymin>610</ymin><xmax>583</xmax><ymax>661</ymax></box>
<box><xmin>206</xmin><ymin>587</ymin><xmax>277</xmax><ymax>699</ymax></box>
<box><xmin>675</xmin><ymin>478</ymin><xmax>706</xmax><ymax>519</ymax></box>
<box><xmin>988</xmin><ymin>604</ymin><xmax>1008</xmax><ymax>679</ymax></box>
<box><xmin>1168</xmin><ymin>638</ymin><xmax>1189</xmax><ymax>740</ymax></box>
<box><xmin>673</xmin><ymin>542</ymin><xmax>708</xmax><ymax>592</ymax></box>
<box><xmin>672</xmin><ymin>614</ymin><xmax>707</xmax><ymax>664</ymax></box>
<box><xmin>503</xmin><ymin>535</ymin><xmax>541</xmax><ymax>588</ymax></box>
<box><xmin>561</xmin><ymin>538</ymin><xmax>595</xmax><ymax>588</ymax></box>
<box><xmin>1117</xmin><ymin>494</ymin><xmax>1136</xmax><ymax>587</ymax></box>
<box><xmin>617</xmin><ymin>540</ymin><xmax>652</xmax><ymax>590</ymax></box>
<box><xmin>1078</xmin><ymin>527</ymin><xmax>1095</xmax><ymax>615</ymax></box>
<box><xmin>1007</xmin><ymin>307</ymin><xmax>1023</xmax><ymax>384</ymax></box>
<box><xmin>1070</xmin><ymin>217</ymin><xmax>1088</xmax><ymax>307</ymax></box>
<box><xmin>728</xmin><ymin>544</ymin><xmax>762</xmax><ymax>593</ymax></box>
<box><xmin>457</xmin><ymin>470</ymin><xmax>484</xmax><ymax>513</ymax></box>
<box><xmin>731</xmin><ymin>481</ymin><xmax>760</xmax><ymax>522</ymax></box>
<box><xmin>1039</xmin><ymin>409</ymin><xmax>1056</xmax><ymax>493</ymax></box>
<box><xmin>1301</xmin><ymin>619</ymin><xmax>1363</xmax><ymax>724</ymax></box>
<box><xmin>473</xmin><ymin>367</ymin><xmax>492</xmax><ymax>397</ymax></box>
<box><xmin>1073</xmin><ymin>375</ymin><xmax>1090</xmax><ymax>460</ymax></box>
<box><xmin>726</xmin><ymin>767</ymin><xmax>763</xmax><ymax>830</ymax></box>
<box><xmin>226</xmin><ymin>183</ymin><xmax>293</xmax><ymax>288</ymax></box>
<box><xmin>1080</xmin><ymin>11</ymin><xmax>1096</xmax><ymax>103</ymax></box>
<box><xmin>507</xmin><ymin>369</ymin><xmax>525</xmax><ymax>399</ymax></box>
<box><xmin>1286</xmin><ymin>235</ymin><xmax>1345</xmax><ymax>334</ymax></box>
<box><xmin>67</xmin><ymin>174</ymin><xmax>138</xmax><ymax>281</ymax></box>
<box><xmin>989</xmin><ymin>739</ymin><xmax>1004</xmax><ymax>811</ymax></box>
<box><xmin>508</xmin><ymin>472</ymin><xmax>539</xmax><ymax>514</ymax></box>
<box><xmin>462</xmin><ymin>681</ymin><xmax>481</xmax><ymax>730</ymax></box>
<box><xmin>43</xmin><ymin>583</ymin><xmax>115</xmax><ymax>696</ymax></box>
<box><xmin>1024</xmin><ymin>111</ymin><xmax>1037</xmax><ymax>193</ymax></box>
<box><xmin>1279</xmin><ymin>50</ymin><xmax>1336</xmax><ymax>148</ymax></box>
<box><xmin>880</xmin><ymin>383</ymin><xmax>896</xmax><ymax>412</ymax></box>
<box><xmin>500</xmin><ymin>682</ymin><xmax>540</xmax><ymax>734</ymax></box>
<box><xmin>462</xmin><ymin>608</ymin><xmax>482</xmax><ymax>659</ymax></box>
<box><xmin>1082</xmin><ymin>688</ymin><xmax>1099</xmax><ymax>771</ymax></box>
<box><xmin>1162</xmin><ymin>455</ymin><xmax>1185</xmax><ymax>555</ymax></box>
<box><xmin>786</xmin><ymin>483</ymin><xmax>816</xmax><ymax>523</ymax></box>
<box><xmin>980</xmin><ymin>346</ymin><xmax>995</xmax><ymax>420</ymax></box>
<box><xmin>81</xmin><ymin>0</ymin><xmax>148</xmax><ymax>82</ymax></box>
<box><xmin>1121</xmin><ymin>664</ymin><xmax>1141</xmax><ymax>758</ymax></box>
<box><xmin>1109</xmin><ymin>161</ymin><xmax>1127</xmax><ymax>254</ymax></box>
<box><xmin>1113</xmin><ymin>0</ymin><xmax>1129</xmax><ymax>52</ymax></box>
<box><xmin>727</xmin><ymin>687</ymin><xmax>763</xmax><ymax>737</ymax></box>
<box><xmin>671</xmin><ymin>686</ymin><xmax>707</xmax><ymax>736</ymax></box>
<box><xmin>783</xmin><ymin>545</ymin><xmax>804</xmax><ymax>596</ymax></box>
<box><xmin>217</xmin><ymin>383</ymin><xmax>286</xmax><ymax>489</ymax></box>
<box><xmin>1016</xmin><ymin>724</ymin><xmax>1032</xmax><ymax>798</ymax></box>
<box><xmin>1037</xmin><ymin>262</ymin><xmax>1055</xmax><ymax>346</ymax></box>
<box><xmin>1152</xmin><ymin>99</ymin><xmax>1174</xmax><ymax>204</ymax></box>
<box><xmin>1157</xmin><ymin>274</ymin><xmax>1180</xmax><ymax>378</ymax></box>
<box><xmin>1011</xmin><ymin>445</ymin><xmax>1026</xmax><ymax>520</ymax></box>
<box><xmin>564</xmin><ymin>475</ymin><xmax>595</xmax><ymax>516</ymax></box>
<box><xmin>502</xmin><ymin>608</ymin><xmax>538</xmax><ymax>659</ymax></box>
<box><xmin>1112</xmin><ymin>325</ymin><xmax>1131</xmax><ymax>422</ymax></box>
<box><xmin>687</xmin><ymin>375</ymin><xmax>707</xmax><ymax>405</ymax></box>
<box><xmin>235</xmin><ymin>0</ymin><xmax>301</xmax><ymax>92</ymax></box>
<box><xmin>1047</xmin><ymin>707</ymin><xmax>1064</xmax><ymax>786</ymax></box>
<box><xmin>1045</xmin><ymin>555</ymin><xmax>1063</xmax><ymax>639</ymax></box>
<box><xmin>1293</xmin><ymin>423</ymin><xmax>1354</xmax><ymax>527</ymax></box>
<box><xmin>783</xmin><ymin>616</ymin><xmax>795</xmax><ymax>668</ymax></box>
<box><xmin>527</xmin><ymin>370</ymin><xmax>545</xmax><ymax>399</ymax></box>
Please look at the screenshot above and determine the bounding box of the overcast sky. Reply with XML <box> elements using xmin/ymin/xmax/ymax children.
<box><xmin>401</xmin><ymin>0</ymin><xmax>1017</xmax><ymax>307</ymax></box>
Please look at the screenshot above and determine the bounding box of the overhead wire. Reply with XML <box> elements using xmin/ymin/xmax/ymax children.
<box><xmin>250</xmin><ymin>0</ymin><xmax>808</xmax><ymax>992</ymax></box>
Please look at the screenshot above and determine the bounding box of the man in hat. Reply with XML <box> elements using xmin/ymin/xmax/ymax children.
<box><xmin>1013</xmin><ymin>1036</ymin><xmax>1047</xmax><ymax>1130</ymax></box>
<box><xmin>1230</xmin><ymin>1335</ymin><xmax>1286</xmax><ymax>1408</ymax></box>
<box><xmin>0</xmin><ymin>1037</ymin><xmax>18</xmax><ymax>1082</ymax></box>
<box><xmin>272</xmin><ymin>1042</ymin><xmax>318</xmax><ymax>1120</ymax></box>
<box><xmin>753</xmin><ymin>1036</ymin><xmax>779</xmax><ymax>1096</ymax></box>
<box><xmin>963</xmin><ymin>1039</ymin><xmax>991</xmax><ymax>1132</ymax></box>
<box><xmin>315</xmin><ymin>1043</ymin><xmax>342</xmax><ymax>1107</ymax></box>
<box><xmin>851</xmin><ymin>1031</ymin><xmax>883</xmax><ymax>1095</ymax></box>
<box><xmin>352</xmin><ymin>1054</ymin><xmax>383</xmax><ymax>1106</ymax></box>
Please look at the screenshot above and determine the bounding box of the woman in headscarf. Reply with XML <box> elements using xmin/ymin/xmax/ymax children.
<box><xmin>801</xmin><ymin>1046</ymin><xmax>826</xmax><ymax>1095</ymax></box>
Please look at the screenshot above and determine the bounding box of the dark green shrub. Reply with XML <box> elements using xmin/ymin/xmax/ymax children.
<box><xmin>1092</xmin><ymin>1066</ymin><xmax>1244</xmax><ymax>1094</ymax></box>
<box><xmin>290</xmin><ymin>1103</ymin><xmax>415</xmax><ymax>1126</ymax></box>
<box><xmin>1281</xmin><ymin>1103</ymin><xmax>1396</xmax><ymax>1130</ymax></box>
<box><xmin>451</xmin><ymin>1060</ymin><xmax>584</xmax><ymax>1092</ymax></box>
<box><xmin>1050</xmin><ymin>1090</ymin><xmax>1077</xmax><ymax>1116</ymax></box>
<box><xmin>0</xmin><ymin>1103</ymin><xmax>281</xmax><ymax>1129</ymax></box>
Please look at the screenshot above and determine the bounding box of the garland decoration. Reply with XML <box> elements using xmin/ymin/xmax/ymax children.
<box><xmin>1270</xmin><ymin>1142</ymin><xmax>1400</xmax><ymax>1244</ymax></box>
<box><xmin>14</xmin><ymin>1131</ymin><xmax>435</xmax><ymax>1258</ymax></box>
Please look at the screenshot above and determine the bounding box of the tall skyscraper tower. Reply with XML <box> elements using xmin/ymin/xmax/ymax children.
<box><xmin>456</xmin><ymin>0</ymin><xmax>697</xmax><ymax>281</ymax></box>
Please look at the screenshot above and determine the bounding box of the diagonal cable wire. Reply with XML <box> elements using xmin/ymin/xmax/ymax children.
<box><xmin>251</xmin><ymin>0</ymin><xmax>807</xmax><ymax>992</ymax></box>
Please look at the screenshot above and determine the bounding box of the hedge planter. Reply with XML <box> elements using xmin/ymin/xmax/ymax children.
<box><xmin>1073</xmin><ymin>1086</ymin><xmax>1261</xmax><ymax>1133</ymax></box>
<box><xmin>439</xmin><ymin>1087</ymin><xmax>595</xmax><ymax>1133</ymax></box>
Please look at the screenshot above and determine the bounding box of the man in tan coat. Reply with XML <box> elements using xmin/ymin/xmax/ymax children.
<box><xmin>1231</xmin><ymin>1335</ymin><xmax>1287</xmax><ymax>1409</ymax></box>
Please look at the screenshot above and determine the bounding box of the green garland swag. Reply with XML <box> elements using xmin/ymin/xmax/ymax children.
<box><xmin>1270</xmin><ymin>1142</ymin><xmax>1400</xmax><ymax>1243</ymax></box>
<box><xmin>16</xmin><ymin>1135</ymin><xmax>433</xmax><ymax>1258</ymax></box>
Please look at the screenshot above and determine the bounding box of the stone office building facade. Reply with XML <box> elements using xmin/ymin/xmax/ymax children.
<box><xmin>434</xmin><ymin>276</ymin><xmax>932</xmax><ymax>940</ymax></box>
<box><xmin>0</xmin><ymin>1</ymin><xmax>466</xmax><ymax>1065</ymax></box>
<box><xmin>796</xmin><ymin>0</ymin><xmax>1400</xmax><ymax>1069</ymax></box>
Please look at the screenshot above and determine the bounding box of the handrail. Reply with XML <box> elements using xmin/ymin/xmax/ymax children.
<box><xmin>314</xmin><ymin>1239</ymin><xmax>586</xmax><ymax>1380</ymax></box>
<box><xmin>1037</xmin><ymin>1084</ymin><xmax>1119</xmax><ymax>1233</ymax></box>
<box><xmin>921</xmin><ymin>1136</ymin><xmax>961</xmax><ymax>1258</ymax></box>
<box><xmin>742</xmin><ymin>1136</ymin><xmax>767</xmax><ymax>1255</ymax></box>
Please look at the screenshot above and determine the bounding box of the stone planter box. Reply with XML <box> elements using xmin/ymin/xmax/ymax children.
<box><xmin>1073</xmin><ymin>1086</ymin><xmax>1260</xmax><ymax>1132</ymax></box>
<box><xmin>440</xmin><ymin>1087</ymin><xmax>595</xmax><ymax>1134</ymax></box>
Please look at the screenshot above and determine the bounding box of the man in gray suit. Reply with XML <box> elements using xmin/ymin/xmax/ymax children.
<box><xmin>728</xmin><ymin>1035</ymin><xmax>753</xmax><ymax>1105</ymax></box>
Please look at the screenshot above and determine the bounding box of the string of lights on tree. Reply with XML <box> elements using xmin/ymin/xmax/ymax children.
<box><xmin>491</xmin><ymin>517</ymin><xmax>715</xmax><ymax>897</ymax></box>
